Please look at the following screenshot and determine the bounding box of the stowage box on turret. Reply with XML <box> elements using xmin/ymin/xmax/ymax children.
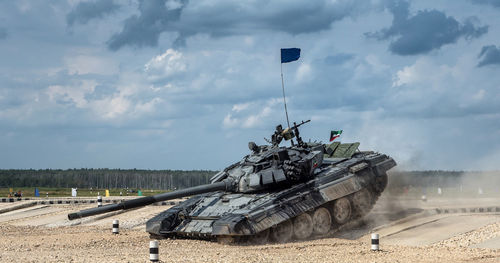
<box><xmin>69</xmin><ymin>120</ymin><xmax>396</xmax><ymax>243</ymax></box>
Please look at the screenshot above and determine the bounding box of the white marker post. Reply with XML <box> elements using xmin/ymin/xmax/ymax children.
<box><xmin>97</xmin><ymin>195</ymin><xmax>102</xmax><ymax>207</ymax></box>
<box><xmin>112</xmin><ymin>220</ymin><xmax>119</xmax><ymax>234</ymax></box>
<box><xmin>149</xmin><ymin>240</ymin><xmax>159</xmax><ymax>262</ymax></box>
<box><xmin>371</xmin><ymin>233</ymin><xmax>379</xmax><ymax>251</ymax></box>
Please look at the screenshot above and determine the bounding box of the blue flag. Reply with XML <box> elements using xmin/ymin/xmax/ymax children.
<box><xmin>281</xmin><ymin>48</ymin><xmax>300</xmax><ymax>63</ymax></box>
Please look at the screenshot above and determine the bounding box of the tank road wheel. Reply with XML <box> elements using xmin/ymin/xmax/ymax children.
<box><xmin>352</xmin><ymin>189</ymin><xmax>373</xmax><ymax>217</ymax></box>
<box><xmin>248</xmin><ymin>229</ymin><xmax>270</xmax><ymax>245</ymax></box>
<box><xmin>312</xmin><ymin>207</ymin><xmax>332</xmax><ymax>235</ymax></box>
<box><xmin>293</xmin><ymin>213</ymin><xmax>313</xmax><ymax>240</ymax></box>
<box><xmin>332</xmin><ymin>197</ymin><xmax>352</xmax><ymax>225</ymax></box>
<box><xmin>270</xmin><ymin>220</ymin><xmax>293</xmax><ymax>243</ymax></box>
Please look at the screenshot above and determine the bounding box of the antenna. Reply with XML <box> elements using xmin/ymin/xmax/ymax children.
<box><xmin>280</xmin><ymin>48</ymin><xmax>300</xmax><ymax>129</ymax></box>
<box><xmin>280</xmin><ymin>63</ymin><xmax>291</xmax><ymax>128</ymax></box>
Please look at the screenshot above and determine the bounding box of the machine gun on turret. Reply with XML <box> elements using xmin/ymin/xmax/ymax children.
<box><xmin>271</xmin><ymin>119</ymin><xmax>310</xmax><ymax>147</ymax></box>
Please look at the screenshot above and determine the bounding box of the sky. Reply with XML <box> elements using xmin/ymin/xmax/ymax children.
<box><xmin>1</xmin><ymin>0</ymin><xmax>500</xmax><ymax>171</ymax></box>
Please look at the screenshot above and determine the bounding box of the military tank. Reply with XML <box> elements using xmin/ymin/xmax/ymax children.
<box><xmin>68</xmin><ymin>120</ymin><xmax>396</xmax><ymax>243</ymax></box>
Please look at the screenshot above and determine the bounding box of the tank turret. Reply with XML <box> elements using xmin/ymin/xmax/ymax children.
<box><xmin>69</xmin><ymin>120</ymin><xmax>320</xmax><ymax>220</ymax></box>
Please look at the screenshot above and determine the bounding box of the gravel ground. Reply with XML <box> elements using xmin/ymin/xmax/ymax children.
<box><xmin>1</xmin><ymin>196</ymin><xmax>499</xmax><ymax>262</ymax></box>
<box><xmin>0</xmin><ymin>224</ymin><xmax>499</xmax><ymax>263</ymax></box>
<box><xmin>431</xmin><ymin>222</ymin><xmax>500</xmax><ymax>248</ymax></box>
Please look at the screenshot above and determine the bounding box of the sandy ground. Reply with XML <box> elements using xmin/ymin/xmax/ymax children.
<box><xmin>0</xmin><ymin>195</ymin><xmax>499</xmax><ymax>263</ymax></box>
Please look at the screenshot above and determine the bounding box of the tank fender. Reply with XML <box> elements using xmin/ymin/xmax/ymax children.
<box><xmin>373</xmin><ymin>158</ymin><xmax>396</xmax><ymax>177</ymax></box>
<box><xmin>212</xmin><ymin>214</ymin><xmax>252</xmax><ymax>235</ymax></box>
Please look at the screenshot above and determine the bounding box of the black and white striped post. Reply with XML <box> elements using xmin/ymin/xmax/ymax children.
<box><xmin>371</xmin><ymin>233</ymin><xmax>379</xmax><ymax>251</ymax></box>
<box><xmin>97</xmin><ymin>195</ymin><xmax>102</xmax><ymax>207</ymax></box>
<box><xmin>112</xmin><ymin>219</ymin><xmax>119</xmax><ymax>234</ymax></box>
<box><xmin>149</xmin><ymin>240</ymin><xmax>159</xmax><ymax>262</ymax></box>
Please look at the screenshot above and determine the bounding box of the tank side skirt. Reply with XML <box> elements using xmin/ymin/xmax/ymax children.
<box><xmin>239</xmin><ymin>173</ymin><xmax>368</xmax><ymax>234</ymax></box>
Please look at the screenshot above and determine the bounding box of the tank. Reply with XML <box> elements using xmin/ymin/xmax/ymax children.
<box><xmin>68</xmin><ymin>120</ymin><xmax>396</xmax><ymax>243</ymax></box>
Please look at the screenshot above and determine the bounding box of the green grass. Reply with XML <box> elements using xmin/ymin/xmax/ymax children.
<box><xmin>0</xmin><ymin>187</ymin><xmax>169</xmax><ymax>198</ymax></box>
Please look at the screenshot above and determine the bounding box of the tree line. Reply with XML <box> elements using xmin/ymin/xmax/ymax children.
<box><xmin>0</xmin><ymin>169</ymin><xmax>217</xmax><ymax>190</ymax></box>
<box><xmin>1</xmin><ymin>169</ymin><xmax>498</xmax><ymax>191</ymax></box>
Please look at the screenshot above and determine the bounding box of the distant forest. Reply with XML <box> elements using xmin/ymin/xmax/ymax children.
<box><xmin>0</xmin><ymin>169</ymin><xmax>498</xmax><ymax>190</ymax></box>
<box><xmin>0</xmin><ymin>169</ymin><xmax>217</xmax><ymax>190</ymax></box>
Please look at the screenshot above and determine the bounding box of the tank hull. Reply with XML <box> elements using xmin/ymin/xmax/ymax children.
<box><xmin>146</xmin><ymin>152</ymin><xmax>395</xmax><ymax>241</ymax></box>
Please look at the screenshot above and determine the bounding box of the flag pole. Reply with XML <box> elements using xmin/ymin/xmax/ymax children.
<box><xmin>280</xmin><ymin>62</ymin><xmax>291</xmax><ymax>129</ymax></box>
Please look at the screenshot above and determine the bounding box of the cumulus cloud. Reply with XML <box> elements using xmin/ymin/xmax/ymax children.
<box><xmin>223</xmin><ymin>99</ymin><xmax>281</xmax><ymax>129</ymax></box>
<box><xmin>42</xmin><ymin>72</ymin><xmax>164</xmax><ymax>121</ymax></box>
<box><xmin>66</xmin><ymin>0</ymin><xmax>120</xmax><ymax>26</ymax></box>
<box><xmin>0</xmin><ymin>27</ymin><xmax>7</xmax><ymax>39</ymax></box>
<box><xmin>477</xmin><ymin>45</ymin><xmax>500</xmax><ymax>67</ymax></box>
<box><xmin>108</xmin><ymin>0</ymin><xmax>373</xmax><ymax>50</ymax></box>
<box><xmin>92</xmin><ymin>95</ymin><xmax>131</xmax><ymax>119</ymax></box>
<box><xmin>231</xmin><ymin>103</ymin><xmax>250</xmax><ymax>113</ymax></box>
<box><xmin>366</xmin><ymin>0</ymin><xmax>488</xmax><ymax>55</ymax></box>
<box><xmin>144</xmin><ymin>49</ymin><xmax>187</xmax><ymax>80</ymax></box>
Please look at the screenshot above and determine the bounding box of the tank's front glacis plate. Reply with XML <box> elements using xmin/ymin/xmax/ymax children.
<box><xmin>176</xmin><ymin>193</ymin><xmax>254</xmax><ymax>235</ymax></box>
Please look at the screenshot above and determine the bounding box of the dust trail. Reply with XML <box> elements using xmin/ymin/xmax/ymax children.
<box><xmin>457</xmin><ymin>171</ymin><xmax>500</xmax><ymax>197</ymax></box>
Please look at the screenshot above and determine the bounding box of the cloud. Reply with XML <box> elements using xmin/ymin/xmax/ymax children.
<box><xmin>324</xmin><ymin>53</ymin><xmax>354</xmax><ymax>65</ymax></box>
<box><xmin>107</xmin><ymin>0</ymin><xmax>186</xmax><ymax>50</ymax></box>
<box><xmin>477</xmin><ymin>45</ymin><xmax>500</xmax><ymax>67</ymax></box>
<box><xmin>366</xmin><ymin>0</ymin><xmax>488</xmax><ymax>55</ymax></box>
<box><xmin>389</xmin><ymin>56</ymin><xmax>500</xmax><ymax>119</ymax></box>
<box><xmin>144</xmin><ymin>49</ymin><xmax>187</xmax><ymax>80</ymax></box>
<box><xmin>46</xmin><ymin>80</ymin><xmax>97</xmax><ymax>108</ymax></box>
<box><xmin>0</xmin><ymin>27</ymin><xmax>7</xmax><ymax>39</ymax></box>
<box><xmin>231</xmin><ymin>103</ymin><xmax>250</xmax><ymax>113</ymax></box>
<box><xmin>64</xmin><ymin>55</ymin><xmax>119</xmax><ymax>75</ymax></box>
<box><xmin>107</xmin><ymin>0</ymin><xmax>374</xmax><ymax>50</ymax></box>
<box><xmin>470</xmin><ymin>0</ymin><xmax>500</xmax><ymax>8</ymax></box>
<box><xmin>91</xmin><ymin>95</ymin><xmax>131</xmax><ymax>119</ymax></box>
<box><xmin>222</xmin><ymin>99</ymin><xmax>281</xmax><ymax>129</ymax></box>
<box><xmin>66</xmin><ymin>0</ymin><xmax>120</xmax><ymax>26</ymax></box>
<box><xmin>3</xmin><ymin>0</ymin><xmax>500</xmax><ymax>170</ymax></box>
<box><xmin>39</xmin><ymin>70</ymin><xmax>165</xmax><ymax>122</ymax></box>
<box><xmin>295</xmin><ymin>63</ymin><xmax>313</xmax><ymax>83</ymax></box>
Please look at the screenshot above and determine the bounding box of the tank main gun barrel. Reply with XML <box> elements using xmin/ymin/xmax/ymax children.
<box><xmin>68</xmin><ymin>179</ymin><xmax>234</xmax><ymax>221</ymax></box>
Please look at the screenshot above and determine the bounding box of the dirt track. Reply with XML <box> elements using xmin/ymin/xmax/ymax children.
<box><xmin>0</xmin><ymin>196</ymin><xmax>499</xmax><ymax>262</ymax></box>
